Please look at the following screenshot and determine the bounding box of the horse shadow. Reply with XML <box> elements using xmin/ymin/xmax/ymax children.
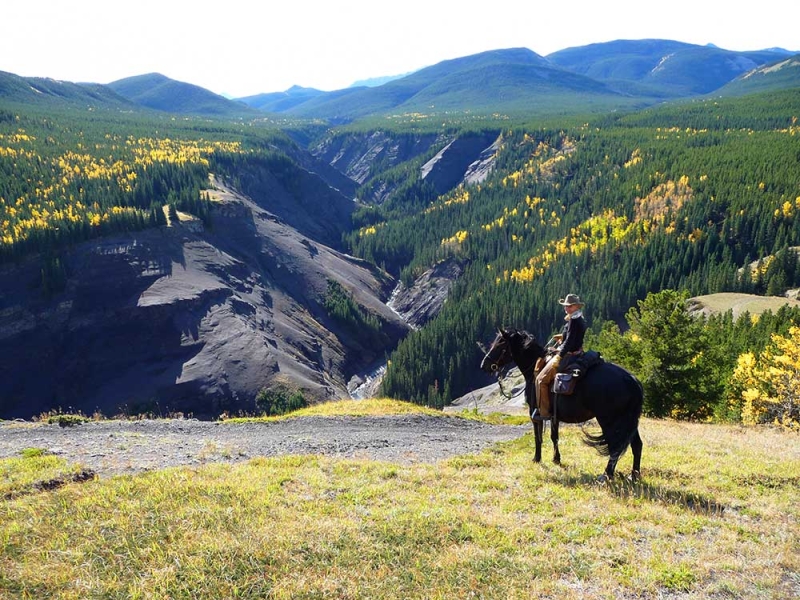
<box><xmin>556</xmin><ymin>468</ymin><xmax>726</xmax><ymax>515</ymax></box>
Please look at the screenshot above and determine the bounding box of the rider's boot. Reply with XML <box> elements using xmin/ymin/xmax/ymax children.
<box><xmin>532</xmin><ymin>384</ymin><xmax>552</xmax><ymax>422</ymax></box>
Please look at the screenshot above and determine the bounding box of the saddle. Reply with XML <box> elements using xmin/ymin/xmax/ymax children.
<box><xmin>552</xmin><ymin>350</ymin><xmax>604</xmax><ymax>395</ymax></box>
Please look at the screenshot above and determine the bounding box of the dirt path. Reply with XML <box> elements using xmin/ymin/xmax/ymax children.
<box><xmin>0</xmin><ymin>415</ymin><xmax>528</xmax><ymax>478</ymax></box>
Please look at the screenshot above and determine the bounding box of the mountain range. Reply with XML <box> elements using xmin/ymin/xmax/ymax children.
<box><xmin>1</xmin><ymin>40</ymin><xmax>797</xmax><ymax>121</ymax></box>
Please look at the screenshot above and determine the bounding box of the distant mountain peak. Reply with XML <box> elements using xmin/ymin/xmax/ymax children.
<box><xmin>107</xmin><ymin>73</ymin><xmax>258</xmax><ymax>117</ymax></box>
<box><xmin>110</xmin><ymin>72</ymin><xmax>170</xmax><ymax>85</ymax></box>
<box><xmin>287</xmin><ymin>84</ymin><xmax>317</xmax><ymax>93</ymax></box>
<box><xmin>348</xmin><ymin>73</ymin><xmax>414</xmax><ymax>88</ymax></box>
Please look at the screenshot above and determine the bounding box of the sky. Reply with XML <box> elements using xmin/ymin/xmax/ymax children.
<box><xmin>3</xmin><ymin>0</ymin><xmax>798</xmax><ymax>98</ymax></box>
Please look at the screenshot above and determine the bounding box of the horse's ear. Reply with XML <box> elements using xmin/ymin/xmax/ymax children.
<box><xmin>521</xmin><ymin>333</ymin><xmax>537</xmax><ymax>350</ymax></box>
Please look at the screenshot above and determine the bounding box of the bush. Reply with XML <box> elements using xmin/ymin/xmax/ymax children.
<box><xmin>44</xmin><ymin>413</ymin><xmax>90</xmax><ymax>427</ymax></box>
<box><xmin>255</xmin><ymin>386</ymin><xmax>307</xmax><ymax>417</ymax></box>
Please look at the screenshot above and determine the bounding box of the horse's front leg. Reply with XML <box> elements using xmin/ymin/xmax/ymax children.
<box><xmin>527</xmin><ymin>383</ymin><xmax>543</xmax><ymax>463</ymax></box>
<box><xmin>532</xmin><ymin>421</ymin><xmax>543</xmax><ymax>462</ymax></box>
<box><xmin>550</xmin><ymin>419</ymin><xmax>561</xmax><ymax>465</ymax></box>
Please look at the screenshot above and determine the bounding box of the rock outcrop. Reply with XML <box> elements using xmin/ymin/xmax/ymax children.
<box><xmin>0</xmin><ymin>178</ymin><xmax>408</xmax><ymax>420</ymax></box>
<box><xmin>312</xmin><ymin>129</ymin><xmax>501</xmax><ymax>206</ymax></box>
<box><xmin>419</xmin><ymin>132</ymin><xmax>501</xmax><ymax>194</ymax></box>
<box><xmin>387</xmin><ymin>258</ymin><xmax>464</xmax><ymax>330</ymax></box>
<box><xmin>312</xmin><ymin>131</ymin><xmax>443</xmax><ymax>185</ymax></box>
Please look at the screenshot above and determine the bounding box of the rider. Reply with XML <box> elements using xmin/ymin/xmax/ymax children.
<box><xmin>533</xmin><ymin>293</ymin><xmax>587</xmax><ymax>422</ymax></box>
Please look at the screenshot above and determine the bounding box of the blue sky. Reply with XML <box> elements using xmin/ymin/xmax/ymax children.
<box><xmin>4</xmin><ymin>0</ymin><xmax>798</xmax><ymax>98</ymax></box>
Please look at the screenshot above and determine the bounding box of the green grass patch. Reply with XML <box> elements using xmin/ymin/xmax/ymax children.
<box><xmin>225</xmin><ymin>398</ymin><xmax>529</xmax><ymax>426</ymax></box>
<box><xmin>454</xmin><ymin>407</ymin><xmax>530</xmax><ymax>426</ymax></box>
<box><xmin>0</xmin><ymin>450</ymin><xmax>94</xmax><ymax>499</ymax></box>
<box><xmin>223</xmin><ymin>398</ymin><xmax>444</xmax><ymax>423</ymax></box>
<box><xmin>0</xmin><ymin>419</ymin><xmax>797</xmax><ymax>598</ymax></box>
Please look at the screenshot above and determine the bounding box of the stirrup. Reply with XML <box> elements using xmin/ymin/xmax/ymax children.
<box><xmin>531</xmin><ymin>408</ymin><xmax>551</xmax><ymax>422</ymax></box>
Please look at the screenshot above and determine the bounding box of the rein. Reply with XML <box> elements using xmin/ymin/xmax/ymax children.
<box><xmin>494</xmin><ymin>359</ymin><xmax>537</xmax><ymax>399</ymax></box>
<box><xmin>496</xmin><ymin>369</ymin><xmax>523</xmax><ymax>399</ymax></box>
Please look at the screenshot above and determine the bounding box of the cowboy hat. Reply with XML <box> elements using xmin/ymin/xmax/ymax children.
<box><xmin>558</xmin><ymin>293</ymin><xmax>584</xmax><ymax>307</ymax></box>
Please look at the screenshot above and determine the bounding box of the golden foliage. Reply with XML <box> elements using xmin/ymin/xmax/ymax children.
<box><xmin>424</xmin><ymin>188</ymin><xmax>471</xmax><ymax>215</ymax></box>
<box><xmin>730</xmin><ymin>327</ymin><xmax>800</xmax><ymax>430</ymax></box>
<box><xmin>1</xmin><ymin>136</ymin><xmax>245</xmax><ymax>247</ymax></box>
<box><xmin>507</xmin><ymin>209</ymin><xmax>635</xmax><ymax>283</ymax></box>
<box><xmin>358</xmin><ymin>222</ymin><xmax>384</xmax><ymax>237</ymax></box>
<box><xmin>441</xmin><ymin>230</ymin><xmax>468</xmax><ymax>246</ymax></box>
<box><xmin>500</xmin><ymin>137</ymin><xmax>576</xmax><ymax>188</ymax></box>
<box><xmin>634</xmin><ymin>176</ymin><xmax>693</xmax><ymax>223</ymax></box>
<box><xmin>624</xmin><ymin>148</ymin><xmax>643</xmax><ymax>168</ymax></box>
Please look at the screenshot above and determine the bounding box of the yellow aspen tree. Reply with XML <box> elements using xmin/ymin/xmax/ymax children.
<box><xmin>733</xmin><ymin>326</ymin><xmax>800</xmax><ymax>431</ymax></box>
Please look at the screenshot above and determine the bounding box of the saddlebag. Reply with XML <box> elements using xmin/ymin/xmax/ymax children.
<box><xmin>553</xmin><ymin>372</ymin><xmax>577</xmax><ymax>395</ymax></box>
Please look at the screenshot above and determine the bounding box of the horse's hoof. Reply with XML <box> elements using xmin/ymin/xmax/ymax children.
<box><xmin>595</xmin><ymin>474</ymin><xmax>610</xmax><ymax>485</ymax></box>
<box><xmin>629</xmin><ymin>471</ymin><xmax>641</xmax><ymax>483</ymax></box>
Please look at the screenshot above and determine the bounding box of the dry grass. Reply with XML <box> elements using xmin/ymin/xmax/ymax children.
<box><xmin>688</xmin><ymin>292</ymin><xmax>800</xmax><ymax>320</ymax></box>
<box><xmin>223</xmin><ymin>398</ymin><xmax>445</xmax><ymax>423</ymax></box>
<box><xmin>1</xmin><ymin>403</ymin><xmax>798</xmax><ymax>599</ymax></box>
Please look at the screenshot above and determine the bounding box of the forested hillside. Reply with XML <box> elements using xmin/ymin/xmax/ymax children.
<box><xmin>347</xmin><ymin>91</ymin><xmax>800</xmax><ymax>417</ymax></box>
<box><xmin>0</xmin><ymin>105</ymin><xmax>327</xmax><ymax>263</ymax></box>
<box><xmin>3</xmin><ymin>71</ymin><xmax>799</xmax><ymax>426</ymax></box>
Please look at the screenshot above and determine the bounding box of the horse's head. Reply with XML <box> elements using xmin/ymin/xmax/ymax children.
<box><xmin>480</xmin><ymin>328</ymin><xmax>546</xmax><ymax>376</ymax></box>
<box><xmin>480</xmin><ymin>328</ymin><xmax>517</xmax><ymax>375</ymax></box>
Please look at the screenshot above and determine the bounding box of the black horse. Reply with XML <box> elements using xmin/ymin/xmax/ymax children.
<box><xmin>480</xmin><ymin>328</ymin><xmax>644</xmax><ymax>481</ymax></box>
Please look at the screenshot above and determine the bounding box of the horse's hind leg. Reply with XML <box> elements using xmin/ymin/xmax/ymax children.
<box><xmin>600</xmin><ymin>456</ymin><xmax>619</xmax><ymax>483</ymax></box>
<box><xmin>629</xmin><ymin>428</ymin><xmax>643</xmax><ymax>481</ymax></box>
<box><xmin>550</xmin><ymin>419</ymin><xmax>561</xmax><ymax>465</ymax></box>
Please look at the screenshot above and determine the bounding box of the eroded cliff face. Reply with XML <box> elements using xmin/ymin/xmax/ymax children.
<box><xmin>312</xmin><ymin>131</ymin><xmax>443</xmax><ymax>185</ymax></box>
<box><xmin>387</xmin><ymin>259</ymin><xmax>465</xmax><ymax>330</ymax></box>
<box><xmin>0</xmin><ymin>178</ymin><xmax>408</xmax><ymax>420</ymax></box>
<box><xmin>419</xmin><ymin>132</ymin><xmax>502</xmax><ymax>194</ymax></box>
<box><xmin>1</xmin><ymin>127</ymin><xmax>503</xmax><ymax>420</ymax></box>
<box><xmin>311</xmin><ymin>129</ymin><xmax>502</xmax><ymax>205</ymax></box>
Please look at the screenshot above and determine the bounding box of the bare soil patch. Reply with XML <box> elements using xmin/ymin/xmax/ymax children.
<box><xmin>0</xmin><ymin>415</ymin><xmax>527</xmax><ymax>478</ymax></box>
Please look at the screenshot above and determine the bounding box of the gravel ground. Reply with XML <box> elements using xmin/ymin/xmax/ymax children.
<box><xmin>0</xmin><ymin>415</ymin><xmax>528</xmax><ymax>478</ymax></box>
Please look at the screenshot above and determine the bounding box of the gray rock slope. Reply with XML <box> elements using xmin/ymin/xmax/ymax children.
<box><xmin>0</xmin><ymin>179</ymin><xmax>409</xmax><ymax>420</ymax></box>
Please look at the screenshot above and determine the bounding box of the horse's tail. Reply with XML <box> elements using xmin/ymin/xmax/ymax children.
<box><xmin>582</xmin><ymin>370</ymin><xmax>644</xmax><ymax>459</ymax></box>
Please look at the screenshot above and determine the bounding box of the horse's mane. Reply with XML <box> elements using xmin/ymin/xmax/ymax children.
<box><xmin>504</xmin><ymin>328</ymin><xmax>541</xmax><ymax>352</ymax></box>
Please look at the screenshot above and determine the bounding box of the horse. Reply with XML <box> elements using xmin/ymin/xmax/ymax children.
<box><xmin>480</xmin><ymin>328</ymin><xmax>644</xmax><ymax>481</ymax></box>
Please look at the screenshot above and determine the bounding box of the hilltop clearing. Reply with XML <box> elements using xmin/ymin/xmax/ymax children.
<box><xmin>687</xmin><ymin>291</ymin><xmax>800</xmax><ymax>319</ymax></box>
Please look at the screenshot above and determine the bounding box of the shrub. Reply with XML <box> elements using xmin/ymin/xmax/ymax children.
<box><xmin>255</xmin><ymin>386</ymin><xmax>307</xmax><ymax>417</ymax></box>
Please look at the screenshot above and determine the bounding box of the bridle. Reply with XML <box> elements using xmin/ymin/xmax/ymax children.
<box><xmin>481</xmin><ymin>337</ymin><xmax>537</xmax><ymax>400</ymax></box>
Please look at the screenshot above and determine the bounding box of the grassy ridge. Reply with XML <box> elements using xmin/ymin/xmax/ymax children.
<box><xmin>1</xmin><ymin>403</ymin><xmax>798</xmax><ymax>599</ymax></box>
<box><xmin>689</xmin><ymin>292</ymin><xmax>800</xmax><ymax>320</ymax></box>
